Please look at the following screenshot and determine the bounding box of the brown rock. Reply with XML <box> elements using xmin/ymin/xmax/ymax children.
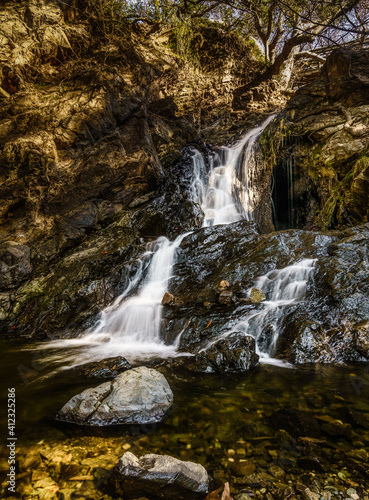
<box><xmin>218</xmin><ymin>280</ymin><xmax>230</xmax><ymax>291</ymax></box>
<box><xmin>218</xmin><ymin>290</ymin><xmax>233</xmax><ymax>306</ymax></box>
<box><xmin>249</xmin><ymin>287</ymin><xmax>266</xmax><ymax>303</ymax></box>
<box><xmin>231</xmin><ymin>460</ymin><xmax>256</xmax><ymax>477</ymax></box>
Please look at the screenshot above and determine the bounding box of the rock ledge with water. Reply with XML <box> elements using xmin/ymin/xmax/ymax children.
<box><xmin>190</xmin><ymin>332</ymin><xmax>259</xmax><ymax>373</ymax></box>
<box><xmin>113</xmin><ymin>451</ymin><xmax>211</xmax><ymax>499</ymax></box>
<box><xmin>56</xmin><ymin>366</ymin><xmax>173</xmax><ymax>426</ymax></box>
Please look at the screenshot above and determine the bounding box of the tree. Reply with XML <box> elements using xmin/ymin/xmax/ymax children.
<box><xmin>175</xmin><ymin>0</ymin><xmax>367</xmax><ymax>87</ymax></box>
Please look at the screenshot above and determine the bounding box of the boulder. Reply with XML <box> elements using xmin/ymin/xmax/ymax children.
<box><xmin>70</xmin><ymin>356</ymin><xmax>132</xmax><ymax>379</ymax></box>
<box><xmin>190</xmin><ymin>332</ymin><xmax>259</xmax><ymax>373</ymax></box>
<box><xmin>56</xmin><ymin>366</ymin><xmax>173</xmax><ymax>426</ymax></box>
<box><xmin>114</xmin><ymin>451</ymin><xmax>211</xmax><ymax>499</ymax></box>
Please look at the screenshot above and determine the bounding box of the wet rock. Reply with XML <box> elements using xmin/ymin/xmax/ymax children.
<box><xmin>218</xmin><ymin>290</ymin><xmax>233</xmax><ymax>306</ymax></box>
<box><xmin>196</xmin><ymin>288</ymin><xmax>218</xmax><ymax>304</ymax></box>
<box><xmin>162</xmin><ymin>292</ymin><xmax>176</xmax><ymax>306</ymax></box>
<box><xmin>219</xmin><ymin>280</ymin><xmax>231</xmax><ymax>291</ymax></box>
<box><xmin>70</xmin><ymin>357</ymin><xmax>132</xmax><ymax>379</ymax></box>
<box><xmin>231</xmin><ymin>460</ymin><xmax>256</xmax><ymax>477</ymax></box>
<box><xmin>270</xmin><ymin>408</ymin><xmax>321</xmax><ymax>438</ymax></box>
<box><xmin>56</xmin><ymin>366</ymin><xmax>173</xmax><ymax>426</ymax></box>
<box><xmin>249</xmin><ymin>287</ymin><xmax>266</xmax><ymax>303</ymax></box>
<box><xmin>0</xmin><ymin>241</ymin><xmax>32</xmax><ymax>291</ymax></box>
<box><xmin>189</xmin><ymin>332</ymin><xmax>259</xmax><ymax>373</ymax></box>
<box><xmin>296</xmin><ymin>456</ymin><xmax>325</xmax><ymax>472</ymax></box>
<box><xmin>114</xmin><ymin>451</ymin><xmax>210</xmax><ymax>499</ymax></box>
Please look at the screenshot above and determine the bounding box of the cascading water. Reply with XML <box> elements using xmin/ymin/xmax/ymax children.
<box><xmin>192</xmin><ymin>115</ymin><xmax>276</xmax><ymax>226</ymax></box>
<box><xmin>223</xmin><ymin>258</ymin><xmax>316</xmax><ymax>364</ymax></box>
<box><xmin>39</xmin><ymin>235</ymin><xmax>187</xmax><ymax>366</ymax></box>
<box><xmin>36</xmin><ymin>114</ymin><xmax>315</xmax><ymax>368</ymax></box>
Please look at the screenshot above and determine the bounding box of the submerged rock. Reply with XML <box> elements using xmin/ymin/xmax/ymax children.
<box><xmin>270</xmin><ymin>408</ymin><xmax>321</xmax><ymax>438</ymax></box>
<box><xmin>69</xmin><ymin>356</ymin><xmax>131</xmax><ymax>380</ymax></box>
<box><xmin>114</xmin><ymin>451</ymin><xmax>211</xmax><ymax>499</ymax></box>
<box><xmin>56</xmin><ymin>366</ymin><xmax>173</xmax><ymax>426</ymax></box>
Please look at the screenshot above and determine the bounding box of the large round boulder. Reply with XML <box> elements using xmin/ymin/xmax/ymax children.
<box><xmin>56</xmin><ymin>366</ymin><xmax>173</xmax><ymax>426</ymax></box>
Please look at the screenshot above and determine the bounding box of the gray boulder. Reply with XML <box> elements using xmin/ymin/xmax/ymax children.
<box><xmin>114</xmin><ymin>451</ymin><xmax>210</xmax><ymax>499</ymax></box>
<box><xmin>56</xmin><ymin>366</ymin><xmax>173</xmax><ymax>426</ymax></box>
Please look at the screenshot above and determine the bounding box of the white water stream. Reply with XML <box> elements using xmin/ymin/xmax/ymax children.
<box><xmin>222</xmin><ymin>259</ymin><xmax>316</xmax><ymax>365</ymax></box>
<box><xmin>36</xmin><ymin>115</ymin><xmax>316</xmax><ymax>367</ymax></box>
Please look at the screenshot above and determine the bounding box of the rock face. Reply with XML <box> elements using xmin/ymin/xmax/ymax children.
<box><xmin>263</xmin><ymin>49</ymin><xmax>369</xmax><ymax>231</ymax></box>
<box><xmin>187</xmin><ymin>333</ymin><xmax>259</xmax><ymax>373</ymax></box>
<box><xmin>56</xmin><ymin>367</ymin><xmax>173</xmax><ymax>426</ymax></box>
<box><xmin>0</xmin><ymin>0</ymin><xmax>261</xmax><ymax>340</ymax></box>
<box><xmin>114</xmin><ymin>451</ymin><xmax>210</xmax><ymax>499</ymax></box>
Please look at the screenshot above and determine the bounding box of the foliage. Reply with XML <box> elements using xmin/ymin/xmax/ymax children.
<box><xmin>74</xmin><ymin>0</ymin><xmax>369</xmax><ymax>84</ymax></box>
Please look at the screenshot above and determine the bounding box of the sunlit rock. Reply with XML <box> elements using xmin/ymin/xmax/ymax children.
<box><xmin>56</xmin><ymin>367</ymin><xmax>173</xmax><ymax>426</ymax></box>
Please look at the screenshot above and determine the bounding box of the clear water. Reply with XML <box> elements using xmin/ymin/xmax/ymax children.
<box><xmin>1</xmin><ymin>339</ymin><xmax>369</xmax><ymax>497</ymax></box>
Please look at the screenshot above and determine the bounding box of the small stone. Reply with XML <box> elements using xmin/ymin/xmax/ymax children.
<box><xmin>236</xmin><ymin>494</ymin><xmax>253</xmax><ymax>500</ymax></box>
<box><xmin>122</xmin><ymin>443</ymin><xmax>131</xmax><ymax>451</ymax></box>
<box><xmin>162</xmin><ymin>292</ymin><xmax>176</xmax><ymax>306</ymax></box>
<box><xmin>231</xmin><ymin>460</ymin><xmax>256</xmax><ymax>476</ymax></box>
<box><xmin>303</xmin><ymin>488</ymin><xmax>320</xmax><ymax>500</ymax></box>
<box><xmin>249</xmin><ymin>288</ymin><xmax>266</xmax><ymax>303</ymax></box>
<box><xmin>268</xmin><ymin>464</ymin><xmax>285</xmax><ymax>479</ymax></box>
<box><xmin>218</xmin><ymin>290</ymin><xmax>233</xmax><ymax>305</ymax></box>
<box><xmin>219</xmin><ymin>280</ymin><xmax>230</xmax><ymax>291</ymax></box>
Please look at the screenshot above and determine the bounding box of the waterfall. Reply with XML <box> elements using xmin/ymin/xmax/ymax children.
<box><xmin>224</xmin><ymin>259</ymin><xmax>316</xmax><ymax>364</ymax></box>
<box><xmin>37</xmin><ymin>114</ymin><xmax>296</xmax><ymax>366</ymax></box>
<box><xmin>90</xmin><ymin>236</ymin><xmax>184</xmax><ymax>346</ymax></box>
<box><xmin>191</xmin><ymin>115</ymin><xmax>275</xmax><ymax>226</ymax></box>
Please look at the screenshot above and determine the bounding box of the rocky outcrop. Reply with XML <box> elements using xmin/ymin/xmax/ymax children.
<box><xmin>159</xmin><ymin>220</ymin><xmax>369</xmax><ymax>364</ymax></box>
<box><xmin>56</xmin><ymin>366</ymin><xmax>173</xmax><ymax>426</ymax></box>
<box><xmin>263</xmin><ymin>49</ymin><xmax>369</xmax><ymax>231</ymax></box>
<box><xmin>114</xmin><ymin>452</ymin><xmax>211</xmax><ymax>499</ymax></box>
<box><xmin>184</xmin><ymin>332</ymin><xmax>259</xmax><ymax>373</ymax></box>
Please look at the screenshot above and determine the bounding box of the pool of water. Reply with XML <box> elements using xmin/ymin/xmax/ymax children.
<box><xmin>1</xmin><ymin>338</ymin><xmax>369</xmax><ymax>499</ymax></box>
